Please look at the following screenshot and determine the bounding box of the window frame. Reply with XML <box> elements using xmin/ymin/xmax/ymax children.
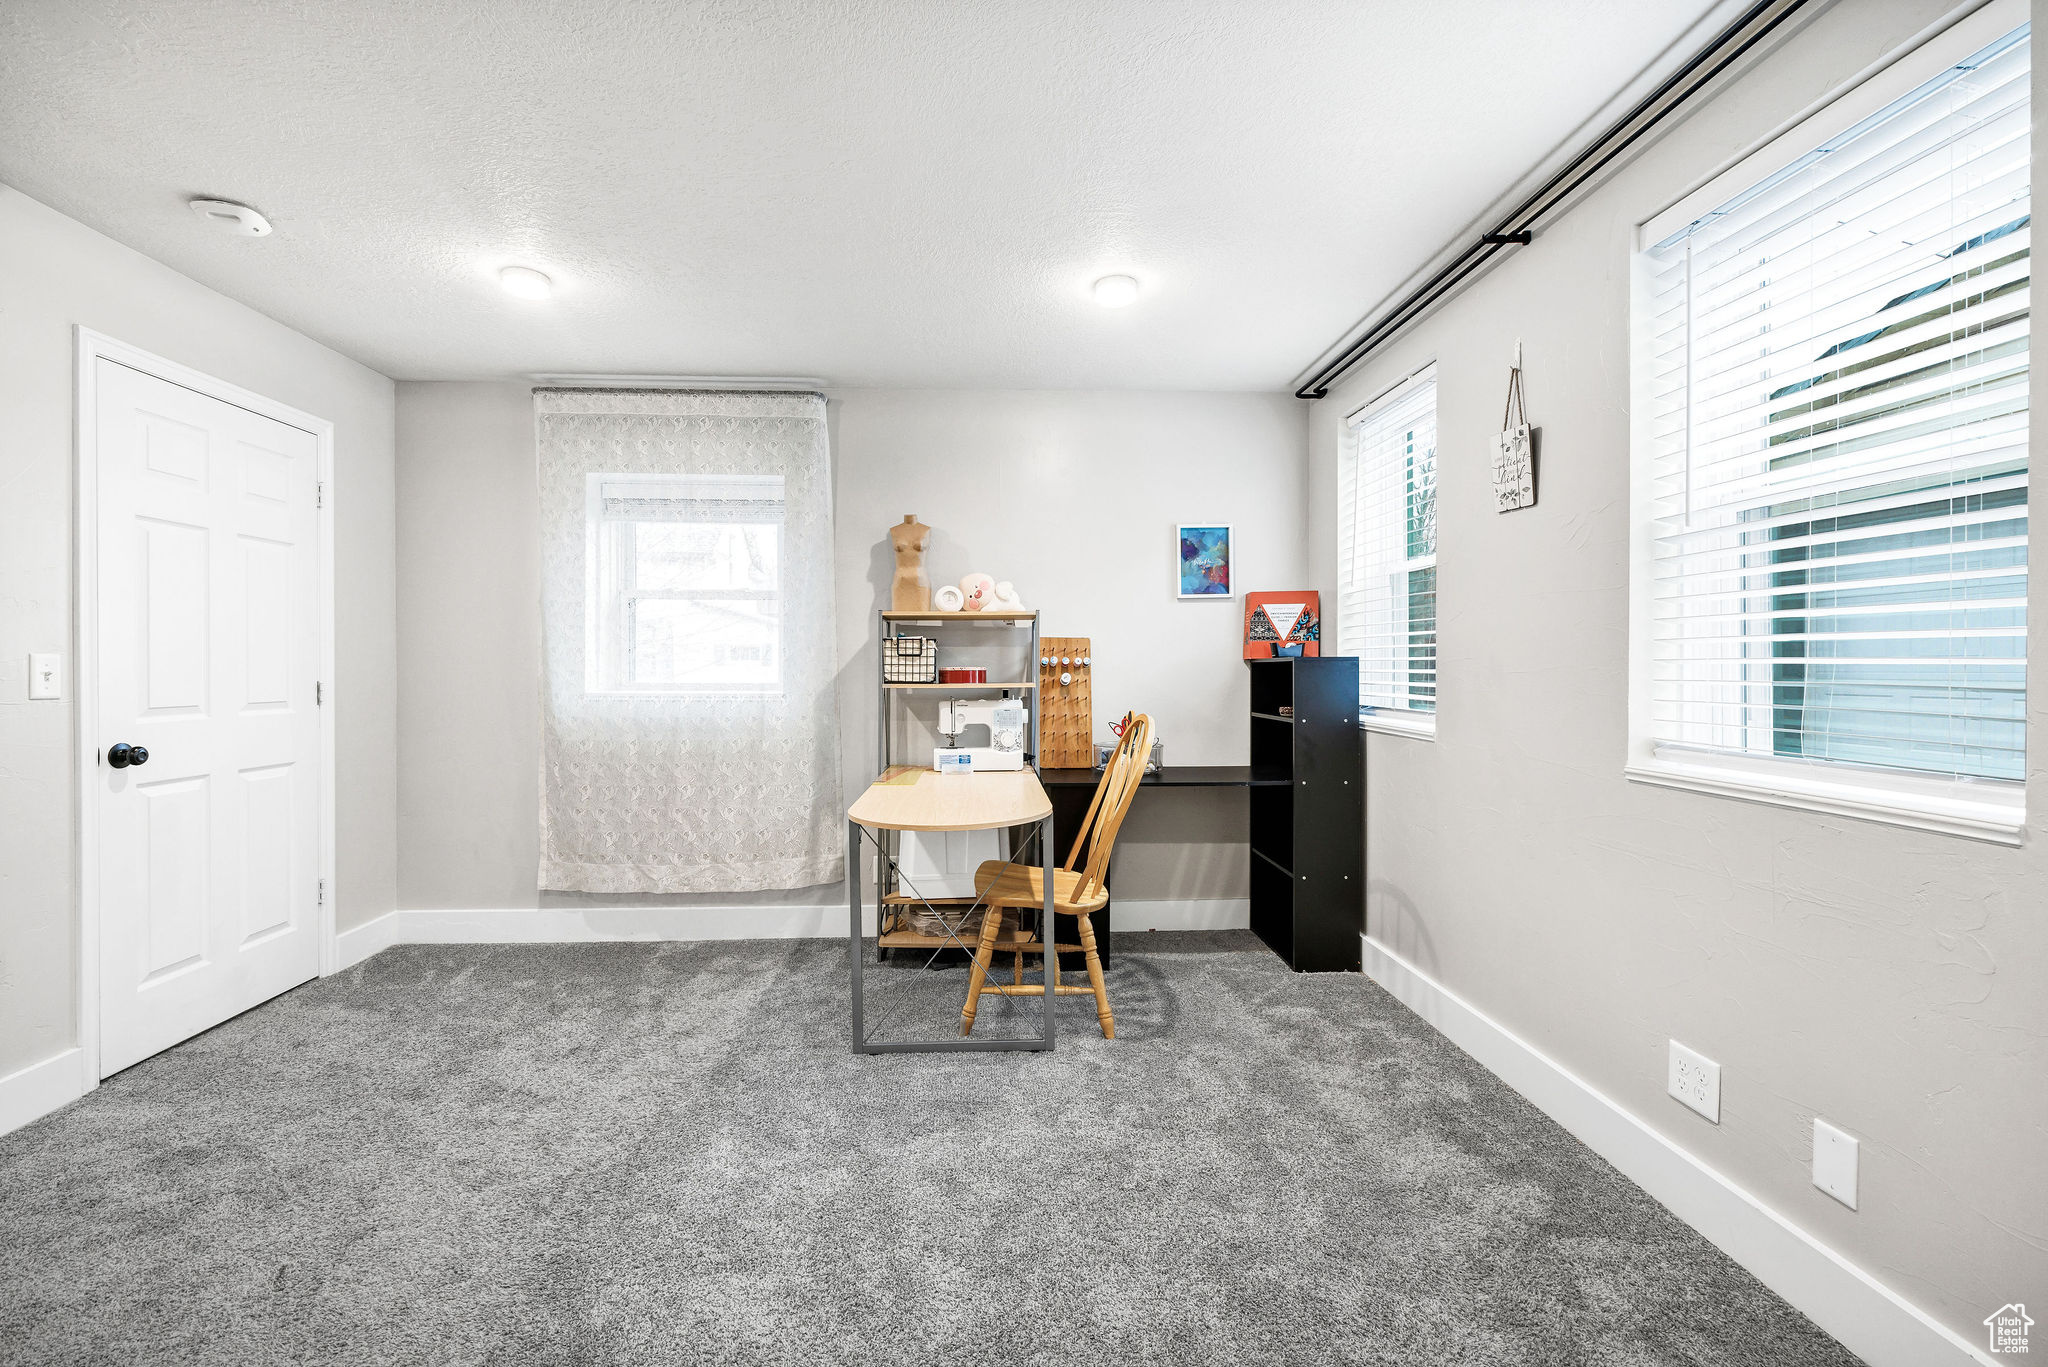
<box><xmin>583</xmin><ymin>472</ymin><xmax>787</xmax><ymax>698</ymax></box>
<box><xmin>1626</xmin><ymin>0</ymin><xmax>2028</xmax><ymax>844</ymax></box>
<box><xmin>1339</xmin><ymin>363</ymin><xmax>1441</xmax><ymax>740</ymax></box>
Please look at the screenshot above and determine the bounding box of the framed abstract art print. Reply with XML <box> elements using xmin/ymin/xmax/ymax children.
<box><xmin>1176</xmin><ymin>524</ymin><xmax>1232</xmax><ymax>599</ymax></box>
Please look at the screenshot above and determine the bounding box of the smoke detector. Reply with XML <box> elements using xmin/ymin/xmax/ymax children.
<box><xmin>188</xmin><ymin>199</ymin><xmax>271</xmax><ymax>236</ymax></box>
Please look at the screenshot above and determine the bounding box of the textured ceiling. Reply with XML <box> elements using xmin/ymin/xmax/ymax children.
<box><xmin>0</xmin><ymin>0</ymin><xmax>1719</xmax><ymax>388</ymax></box>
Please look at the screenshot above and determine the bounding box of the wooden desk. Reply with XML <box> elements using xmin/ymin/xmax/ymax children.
<box><xmin>1035</xmin><ymin>766</ymin><xmax>1269</xmax><ymax>966</ymax></box>
<box><xmin>1038</xmin><ymin>765</ymin><xmax>1282</xmax><ymax>789</ymax></box>
<box><xmin>846</xmin><ymin>767</ymin><xmax>1057</xmax><ymax>1054</ymax></box>
<box><xmin>848</xmin><ymin>766</ymin><xmax>1053</xmax><ymax>832</ymax></box>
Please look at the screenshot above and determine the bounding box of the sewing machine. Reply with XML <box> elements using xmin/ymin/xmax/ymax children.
<box><xmin>933</xmin><ymin>697</ymin><xmax>1027</xmax><ymax>772</ymax></box>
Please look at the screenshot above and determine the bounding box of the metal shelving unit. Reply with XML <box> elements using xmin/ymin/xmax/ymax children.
<box><xmin>873</xmin><ymin>609</ymin><xmax>1041</xmax><ymax>951</ymax></box>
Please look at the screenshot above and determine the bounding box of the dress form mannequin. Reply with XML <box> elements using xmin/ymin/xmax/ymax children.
<box><xmin>890</xmin><ymin>514</ymin><xmax>932</xmax><ymax>612</ymax></box>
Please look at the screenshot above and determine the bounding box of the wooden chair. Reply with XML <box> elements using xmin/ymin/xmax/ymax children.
<box><xmin>961</xmin><ymin>713</ymin><xmax>1153</xmax><ymax>1040</ymax></box>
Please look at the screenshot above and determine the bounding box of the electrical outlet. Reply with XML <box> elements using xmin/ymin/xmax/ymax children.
<box><xmin>28</xmin><ymin>653</ymin><xmax>61</xmax><ymax>700</ymax></box>
<box><xmin>1667</xmin><ymin>1040</ymin><xmax>1721</xmax><ymax>1123</ymax></box>
<box><xmin>1813</xmin><ymin>1118</ymin><xmax>1858</xmax><ymax>1209</ymax></box>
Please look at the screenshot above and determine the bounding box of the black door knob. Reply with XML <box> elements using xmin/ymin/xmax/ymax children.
<box><xmin>107</xmin><ymin>743</ymin><xmax>149</xmax><ymax>769</ymax></box>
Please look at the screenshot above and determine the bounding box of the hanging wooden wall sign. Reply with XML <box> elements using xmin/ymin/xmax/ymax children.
<box><xmin>1493</xmin><ymin>363</ymin><xmax>1538</xmax><ymax>513</ymax></box>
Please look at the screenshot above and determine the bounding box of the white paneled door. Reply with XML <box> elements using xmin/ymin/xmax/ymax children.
<box><xmin>94</xmin><ymin>358</ymin><xmax>322</xmax><ymax>1076</ymax></box>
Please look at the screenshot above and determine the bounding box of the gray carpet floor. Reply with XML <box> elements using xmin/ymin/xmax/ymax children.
<box><xmin>0</xmin><ymin>933</ymin><xmax>1860</xmax><ymax>1366</ymax></box>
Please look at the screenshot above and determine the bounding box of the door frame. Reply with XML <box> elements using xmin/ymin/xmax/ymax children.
<box><xmin>73</xmin><ymin>328</ymin><xmax>338</xmax><ymax>1090</ymax></box>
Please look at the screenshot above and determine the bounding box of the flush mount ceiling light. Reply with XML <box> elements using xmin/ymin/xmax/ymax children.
<box><xmin>499</xmin><ymin>265</ymin><xmax>553</xmax><ymax>300</ymax></box>
<box><xmin>188</xmin><ymin>198</ymin><xmax>271</xmax><ymax>236</ymax></box>
<box><xmin>1092</xmin><ymin>274</ymin><xmax>1140</xmax><ymax>308</ymax></box>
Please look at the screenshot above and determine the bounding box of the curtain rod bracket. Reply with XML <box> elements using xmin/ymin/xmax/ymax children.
<box><xmin>1481</xmin><ymin>232</ymin><xmax>1533</xmax><ymax>246</ymax></box>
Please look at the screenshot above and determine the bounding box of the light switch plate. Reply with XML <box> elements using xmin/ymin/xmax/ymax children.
<box><xmin>28</xmin><ymin>653</ymin><xmax>61</xmax><ymax>700</ymax></box>
<box><xmin>1813</xmin><ymin>1118</ymin><xmax>1858</xmax><ymax>1209</ymax></box>
<box><xmin>1667</xmin><ymin>1040</ymin><xmax>1721</xmax><ymax>1123</ymax></box>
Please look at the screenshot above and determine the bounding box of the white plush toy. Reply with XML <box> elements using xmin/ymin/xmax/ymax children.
<box><xmin>958</xmin><ymin>572</ymin><xmax>997</xmax><ymax>611</ymax></box>
<box><xmin>991</xmin><ymin>581</ymin><xmax>1026</xmax><ymax>612</ymax></box>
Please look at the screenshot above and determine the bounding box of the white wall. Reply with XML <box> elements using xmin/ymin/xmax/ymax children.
<box><xmin>0</xmin><ymin>185</ymin><xmax>399</xmax><ymax>1081</ymax></box>
<box><xmin>1306</xmin><ymin>0</ymin><xmax>2045</xmax><ymax>1346</ymax></box>
<box><xmin>394</xmin><ymin>382</ymin><xmax>1305</xmax><ymax>915</ymax></box>
<box><xmin>830</xmin><ymin>389</ymin><xmax>1306</xmax><ymax>904</ymax></box>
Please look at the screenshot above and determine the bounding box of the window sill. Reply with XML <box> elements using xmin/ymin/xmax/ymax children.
<box><xmin>1360</xmin><ymin>710</ymin><xmax>1436</xmax><ymax>741</ymax></box>
<box><xmin>1625</xmin><ymin>750</ymin><xmax>2025</xmax><ymax>846</ymax></box>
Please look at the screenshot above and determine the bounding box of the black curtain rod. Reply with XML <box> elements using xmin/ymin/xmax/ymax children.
<box><xmin>1294</xmin><ymin>0</ymin><xmax>1814</xmax><ymax>400</ymax></box>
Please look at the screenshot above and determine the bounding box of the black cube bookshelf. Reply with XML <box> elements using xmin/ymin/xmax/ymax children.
<box><xmin>1247</xmin><ymin>655</ymin><xmax>1364</xmax><ymax>972</ymax></box>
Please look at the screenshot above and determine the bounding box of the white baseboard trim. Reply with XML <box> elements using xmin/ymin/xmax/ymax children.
<box><xmin>1359</xmin><ymin>935</ymin><xmax>1990</xmax><ymax>1367</ymax></box>
<box><xmin>332</xmin><ymin>910</ymin><xmax>406</xmax><ymax>971</ymax></box>
<box><xmin>396</xmin><ymin>904</ymin><xmax>855</xmax><ymax>943</ymax></box>
<box><xmin>343</xmin><ymin>898</ymin><xmax>1251</xmax><ymax>952</ymax></box>
<box><xmin>0</xmin><ymin>1048</ymin><xmax>86</xmax><ymax>1139</ymax></box>
<box><xmin>1115</xmin><ymin>897</ymin><xmax>1250</xmax><ymax>932</ymax></box>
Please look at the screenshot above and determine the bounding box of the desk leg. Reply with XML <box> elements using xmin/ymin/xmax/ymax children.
<box><xmin>848</xmin><ymin>815</ymin><xmax>1054</xmax><ymax>1055</ymax></box>
<box><xmin>1049</xmin><ymin>784</ymin><xmax>1111</xmax><ymax>970</ymax></box>
<box><xmin>848</xmin><ymin>819</ymin><xmax>865</xmax><ymax>1054</ymax></box>
<box><xmin>1098</xmin><ymin>846</ymin><xmax>1114</xmax><ymax>968</ymax></box>
<box><xmin>1041</xmin><ymin>812</ymin><xmax>1056</xmax><ymax>1048</ymax></box>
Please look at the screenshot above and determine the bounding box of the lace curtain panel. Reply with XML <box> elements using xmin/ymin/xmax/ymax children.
<box><xmin>534</xmin><ymin>390</ymin><xmax>843</xmax><ymax>893</ymax></box>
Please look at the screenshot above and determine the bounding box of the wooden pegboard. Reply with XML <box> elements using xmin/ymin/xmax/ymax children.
<box><xmin>1037</xmin><ymin>637</ymin><xmax>1093</xmax><ymax>768</ymax></box>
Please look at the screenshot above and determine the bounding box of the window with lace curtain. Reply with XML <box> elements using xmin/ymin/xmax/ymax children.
<box><xmin>536</xmin><ymin>390</ymin><xmax>841</xmax><ymax>893</ymax></box>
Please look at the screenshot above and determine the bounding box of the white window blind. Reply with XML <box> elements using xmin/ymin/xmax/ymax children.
<box><xmin>1642</xmin><ymin>23</ymin><xmax>2029</xmax><ymax>787</ymax></box>
<box><xmin>1338</xmin><ymin>366</ymin><xmax>1438</xmax><ymax>724</ymax></box>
